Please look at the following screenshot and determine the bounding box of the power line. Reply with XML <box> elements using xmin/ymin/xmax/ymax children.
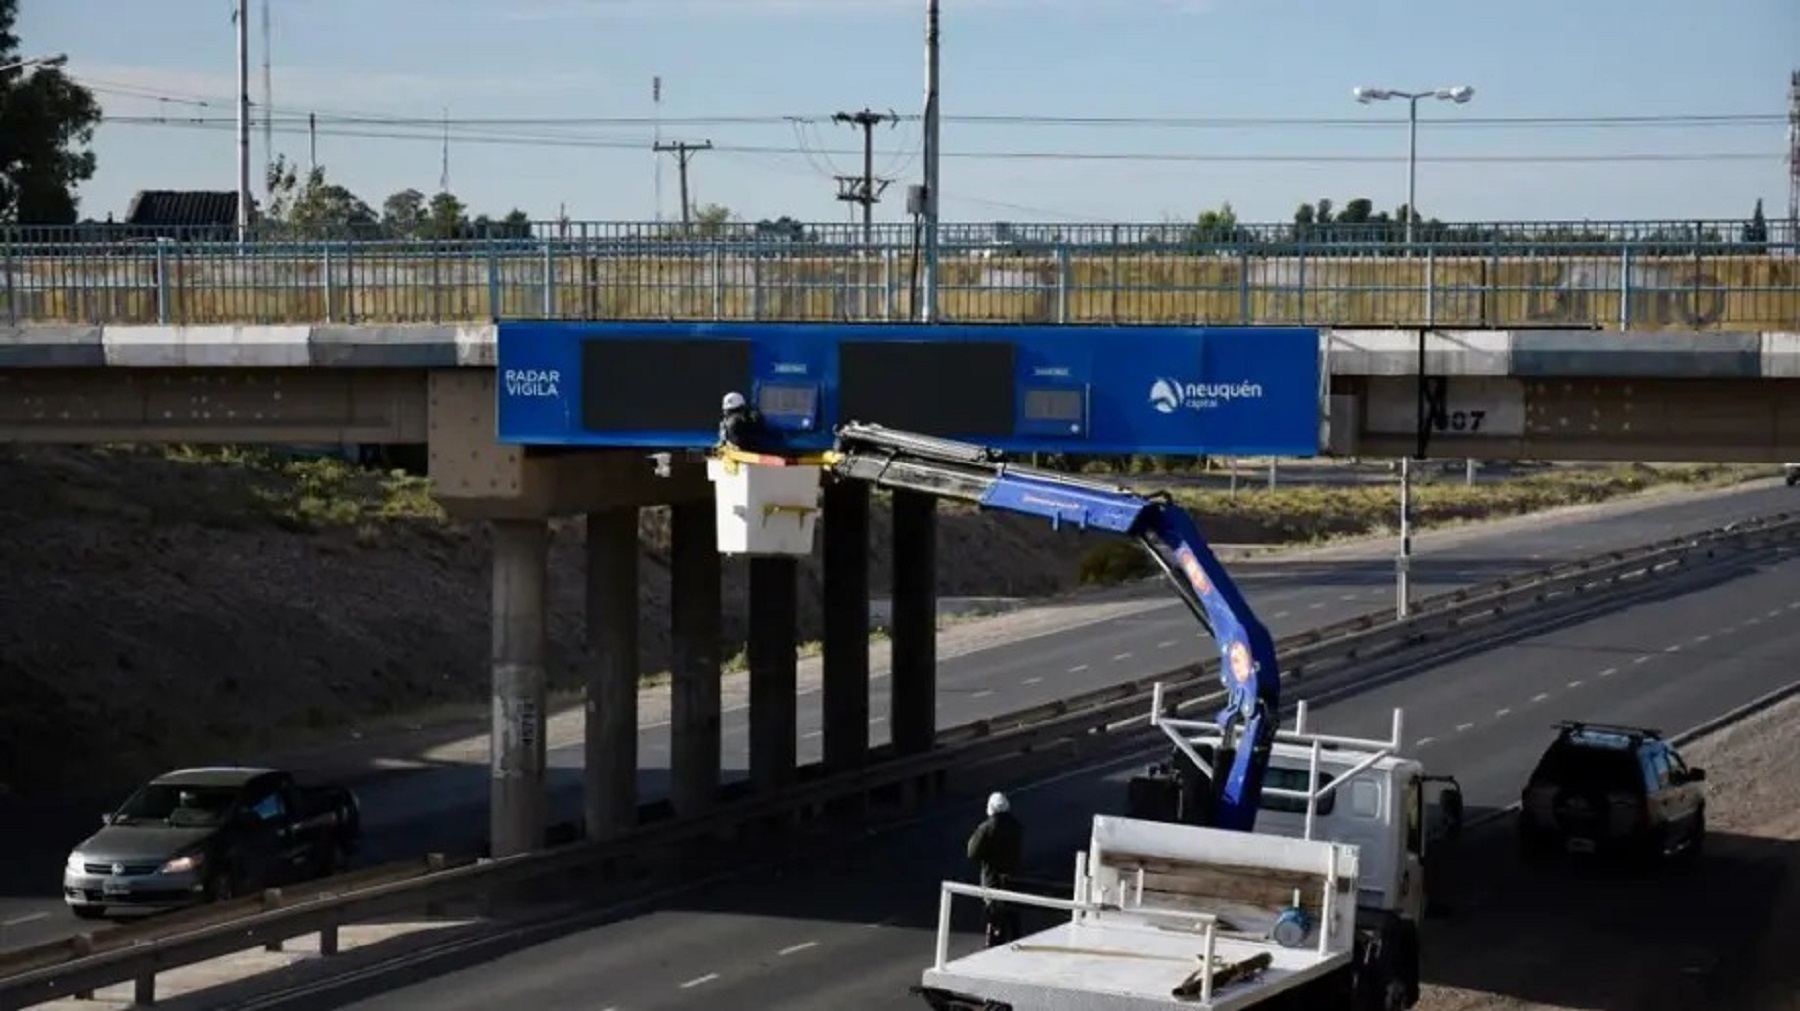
<box><xmin>99</xmin><ymin>118</ymin><xmax>1783</xmax><ymax>164</ymax></box>
<box><xmin>831</xmin><ymin>108</ymin><xmax>900</xmax><ymax>241</ymax></box>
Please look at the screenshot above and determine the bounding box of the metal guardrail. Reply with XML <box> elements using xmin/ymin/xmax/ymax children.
<box><xmin>3</xmin><ymin>514</ymin><xmax>1796</xmax><ymax>1008</ymax></box>
<box><xmin>1</xmin><ymin>221</ymin><xmax>1793</xmax><ymax>330</ymax></box>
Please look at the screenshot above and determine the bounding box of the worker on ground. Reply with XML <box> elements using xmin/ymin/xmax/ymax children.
<box><xmin>967</xmin><ymin>790</ymin><xmax>1024</xmax><ymax>947</ymax></box>
<box><xmin>717</xmin><ymin>391</ymin><xmax>772</xmax><ymax>454</ymax></box>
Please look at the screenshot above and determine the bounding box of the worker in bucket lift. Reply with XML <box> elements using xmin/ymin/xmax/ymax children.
<box><xmin>967</xmin><ymin>791</ymin><xmax>1025</xmax><ymax>947</ymax></box>
<box><xmin>717</xmin><ymin>391</ymin><xmax>776</xmax><ymax>455</ymax></box>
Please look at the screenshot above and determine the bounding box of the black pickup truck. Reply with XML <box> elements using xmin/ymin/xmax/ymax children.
<box><xmin>62</xmin><ymin>766</ymin><xmax>360</xmax><ymax>919</ymax></box>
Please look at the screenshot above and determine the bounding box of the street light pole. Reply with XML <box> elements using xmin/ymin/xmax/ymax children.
<box><xmin>1351</xmin><ymin>83</ymin><xmax>1474</xmax><ymax>619</ymax></box>
<box><xmin>0</xmin><ymin>53</ymin><xmax>68</xmax><ymax>74</ymax></box>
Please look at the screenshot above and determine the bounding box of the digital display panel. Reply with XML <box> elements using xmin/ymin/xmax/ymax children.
<box><xmin>839</xmin><ymin>340</ymin><xmax>1016</xmax><ymax>437</ymax></box>
<box><xmin>758</xmin><ymin>383</ymin><xmax>818</xmax><ymax>418</ymax></box>
<box><xmin>1023</xmin><ymin>387</ymin><xmax>1085</xmax><ymax>422</ymax></box>
<box><xmin>580</xmin><ymin>338</ymin><xmax>752</xmax><ymax>432</ymax></box>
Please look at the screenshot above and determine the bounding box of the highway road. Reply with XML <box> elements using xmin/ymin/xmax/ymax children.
<box><xmin>0</xmin><ymin>480</ymin><xmax>1792</xmax><ymax>952</ymax></box>
<box><xmin>330</xmin><ymin>522</ymin><xmax>1800</xmax><ymax>1011</ymax></box>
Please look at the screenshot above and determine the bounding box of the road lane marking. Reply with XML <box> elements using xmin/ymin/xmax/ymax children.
<box><xmin>1022</xmin><ymin>676</ymin><xmax>1043</xmax><ymax>685</ymax></box>
<box><xmin>1634</xmin><ymin>655</ymin><xmax>1652</xmax><ymax>664</ymax></box>
<box><xmin>1339</xmin><ymin>593</ymin><xmax>1358</xmax><ymax>602</ymax></box>
<box><xmin>1273</xmin><ymin>610</ymin><xmax>1290</xmax><ymax>619</ymax></box>
<box><xmin>1309</xmin><ymin>602</ymin><xmax>1326</xmax><ymax>610</ymax></box>
<box><xmin>1415</xmin><ymin>736</ymin><xmax>1436</xmax><ymax>747</ymax></box>
<box><xmin>1664</xmin><ymin>644</ymin><xmax>1682</xmax><ymax>652</ymax></box>
<box><xmin>1</xmin><ymin>913</ymin><xmax>47</xmax><ymax>928</ymax></box>
<box><xmin>779</xmin><ymin>941</ymin><xmax>819</xmax><ymax>956</ymax></box>
<box><xmin>1157</xmin><ymin>640</ymin><xmax>1177</xmax><ymax>649</ymax></box>
<box><xmin>1455</xmin><ymin>722</ymin><xmax>1474</xmax><ymax>732</ymax></box>
<box><xmin>971</xmin><ymin>690</ymin><xmax>994</xmax><ymax>700</ymax></box>
<box><xmin>1111</xmin><ymin>653</ymin><xmax>1133</xmax><ymax>662</ymax></box>
<box><xmin>1069</xmin><ymin>664</ymin><xmax>1089</xmax><ymax>673</ymax></box>
<box><xmin>680</xmin><ymin>973</ymin><xmax>719</xmax><ymax>989</ymax></box>
<box><xmin>1494</xmin><ymin>708</ymin><xmax>1512</xmax><ymax>718</ymax></box>
<box><xmin>1599</xmin><ymin>667</ymin><xmax>1618</xmax><ymax>678</ymax></box>
<box><xmin>1531</xmin><ymin>693</ymin><xmax>1550</xmax><ymax>703</ymax></box>
<box><xmin>869</xmin><ymin>715</ymin><xmax>888</xmax><ymax>725</ymax></box>
<box><xmin>1691</xmin><ymin>634</ymin><xmax>1712</xmax><ymax>645</ymax></box>
<box><xmin>802</xmin><ymin>730</ymin><xmax>822</xmax><ymax>740</ymax></box>
<box><xmin>1567</xmin><ymin>680</ymin><xmax>1583</xmax><ymax>689</ymax></box>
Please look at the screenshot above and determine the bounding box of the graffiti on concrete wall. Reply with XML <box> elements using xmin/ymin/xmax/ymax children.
<box><xmin>1518</xmin><ymin>261</ymin><xmax>1728</xmax><ymax>327</ymax></box>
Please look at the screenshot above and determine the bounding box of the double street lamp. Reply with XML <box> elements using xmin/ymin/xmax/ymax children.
<box><xmin>1351</xmin><ymin>83</ymin><xmax>1475</xmax><ymax>619</ymax></box>
<box><xmin>1351</xmin><ymin>85</ymin><xmax>1474</xmax><ymax>247</ymax></box>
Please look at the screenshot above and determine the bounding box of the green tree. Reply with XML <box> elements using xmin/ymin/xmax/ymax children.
<box><xmin>263</xmin><ymin>154</ymin><xmax>376</xmax><ymax>234</ymax></box>
<box><xmin>692</xmin><ymin>201</ymin><xmax>733</xmax><ymax>236</ymax></box>
<box><xmin>380</xmin><ymin>188</ymin><xmax>427</xmax><ymax>238</ymax></box>
<box><xmin>0</xmin><ymin>1</ymin><xmax>101</xmax><ymax>224</ymax></box>
<box><xmin>1742</xmin><ymin>198</ymin><xmax>1768</xmax><ymax>250</ymax></box>
<box><xmin>424</xmin><ymin>190</ymin><xmax>468</xmax><ymax>239</ymax></box>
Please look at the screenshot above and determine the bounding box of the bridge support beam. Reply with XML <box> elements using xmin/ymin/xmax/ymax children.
<box><xmin>821</xmin><ymin>480</ymin><xmax>872</xmax><ymax>772</ymax></box>
<box><xmin>748</xmin><ymin>556</ymin><xmax>799</xmax><ymax>793</ymax></box>
<box><xmin>890</xmin><ymin>489</ymin><xmax>937</xmax><ymax>757</ymax></box>
<box><xmin>490</xmin><ymin>518</ymin><xmax>550</xmax><ymax>858</ymax></box>
<box><xmin>669</xmin><ymin>499</ymin><xmax>723</xmax><ymax>817</ymax></box>
<box><xmin>584</xmin><ymin>506</ymin><xmax>640</xmax><ymax>841</ymax></box>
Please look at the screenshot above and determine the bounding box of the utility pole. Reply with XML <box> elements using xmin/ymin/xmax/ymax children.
<box><xmin>831</xmin><ymin>108</ymin><xmax>899</xmax><ymax>248</ymax></box>
<box><xmin>234</xmin><ymin>0</ymin><xmax>251</xmax><ymax>243</ymax></box>
<box><xmin>653</xmin><ymin>140</ymin><xmax>712</xmax><ymax>231</ymax></box>
<box><xmin>919</xmin><ymin>0</ymin><xmax>941</xmax><ymax>322</ymax></box>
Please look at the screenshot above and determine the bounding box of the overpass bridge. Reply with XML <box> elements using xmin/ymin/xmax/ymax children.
<box><xmin>5</xmin><ymin>319</ymin><xmax>1800</xmax><ymax>858</ymax></box>
<box><xmin>1</xmin><ymin>216</ymin><xmax>1795</xmax><ymax>859</ymax></box>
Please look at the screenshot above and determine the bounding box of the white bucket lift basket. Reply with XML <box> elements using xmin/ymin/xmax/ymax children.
<box><xmin>705</xmin><ymin>453</ymin><xmax>825</xmax><ymax>557</ymax></box>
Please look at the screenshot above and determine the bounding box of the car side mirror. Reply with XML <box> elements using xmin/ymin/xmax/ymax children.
<box><xmin>1687</xmin><ymin>767</ymin><xmax>1706</xmax><ymax>782</ymax></box>
<box><xmin>99</xmin><ymin>813</ymin><xmax>115</xmax><ymax>826</ymax></box>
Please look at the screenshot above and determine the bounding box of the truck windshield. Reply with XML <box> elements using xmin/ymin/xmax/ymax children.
<box><xmin>114</xmin><ymin>784</ymin><xmax>241</xmax><ymax>827</ymax></box>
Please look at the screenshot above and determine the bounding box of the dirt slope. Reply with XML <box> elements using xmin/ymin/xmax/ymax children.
<box><xmin>0</xmin><ymin>446</ymin><xmax>1764</xmax><ymax>799</ymax></box>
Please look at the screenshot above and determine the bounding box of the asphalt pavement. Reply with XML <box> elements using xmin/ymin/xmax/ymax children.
<box><xmin>328</xmin><ymin>526</ymin><xmax>1800</xmax><ymax>1011</ymax></box>
<box><xmin>0</xmin><ymin>479</ymin><xmax>1793</xmax><ymax>951</ymax></box>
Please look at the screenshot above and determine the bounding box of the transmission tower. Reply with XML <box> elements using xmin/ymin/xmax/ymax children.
<box><xmin>831</xmin><ymin>108</ymin><xmax>900</xmax><ymax>247</ymax></box>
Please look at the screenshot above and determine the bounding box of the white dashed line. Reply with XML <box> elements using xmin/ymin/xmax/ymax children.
<box><xmin>1</xmin><ymin>913</ymin><xmax>47</xmax><ymax>928</ymax></box>
<box><xmin>1788</xmin><ymin>601</ymin><xmax>1800</xmax><ymax>610</ymax></box>
<box><xmin>1746</xmin><ymin>617</ymin><xmax>1762</xmax><ymax>626</ymax></box>
<box><xmin>779</xmin><ymin>941</ymin><xmax>819</xmax><ymax>956</ymax></box>
<box><xmin>1567</xmin><ymin>680</ymin><xmax>1583</xmax><ymax>689</ymax></box>
<box><xmin>1664</xmin><ymin>644</ymin><xmax>1682</xmax><ymax>653</ymax></box>
<box><xmin>1022</xmin><ymin>676</ymin><xmax>1043</xmax><ymax>686</ymax></box>
<box><xmin>1339</xmin><ymin>593</ymin><xmax>1358</xmax><ymax>602</ymax></box>
<box><xmin>1111</xmin><ymin>653</ymin><xmax>1133</xmax><ymax>662</ymax></box>
<box><xmin>680</xmin><ymin>973</ymin><xmax>720</xmax><ymax>989</ymax></box>
<box><xmin>1598</xmin><ymin>667</ymin><xmax>1618</xmax><ymax>678</ymax></box>
<box><xmin>802</xmin><ymin>730</ymin><xmax>822</xmax><ymax>740</ymax></box>
<box><xmin>1069</xmin><ymin>664</ymin><xmax>1089</xmax><ymax>673</ymax></box>
<box><xmin>1531</xmin><ymin>693</ymin><xmax>1550</xmax><ymax>703</ymax></box>
<box><xmin>1157</xmin><ymin>640</ymin><xmax>1177</xmax><ymax>649</ymax></box>
<box><xmin>1308</xmin><ymin>602</ymin><xmax>1326</xmax><ymax>610</ymax></box>
<box><xmin>1634</xmin><ymin>655</ymin><xmax>1652</xmax><ymax>664</ymax></box>
<box><xmin>971</xmin><ymin>690</ymin><xmax>993</xmax><ymax>700</ymax></box>
<box><xmin>1494</xmin><ymin>708</ymin><xmax>1512</xmax><ymax>718</ymax></box>
<box><xmin>1768</xmin><ymin>608</ymin><xmax>1784</xmax><ymax>619</ymax></box>
<box><xmin>1455</xmin><ymin>722</ymin><xmax>1474</xmax><ymax>733</ymax></box>
<box><xmin>1273</xmin><ymin>610</ymin><xmax>1290</xmax><ymax>619</ymax></box>
<box><xmin>1414</xmin><ymin>736</ymin><xmax>1436</xmax><ymax>748</ymax></box>
<box><xmin>1691</xmin><ymin>634</ymin><xmax>1711</xmax><ymax>645</ymax></box>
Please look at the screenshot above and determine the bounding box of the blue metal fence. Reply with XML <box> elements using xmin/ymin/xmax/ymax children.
<box><xmin>1</xmin><ymin>219</ymin><xmax>1794</xmax><ymax>329</ymax></box>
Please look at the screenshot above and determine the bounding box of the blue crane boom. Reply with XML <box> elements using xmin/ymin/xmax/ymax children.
<box><xmin>827</xmin><ymin>422</ymin><xmax>1281</xmax><ymax>833</ymax></box>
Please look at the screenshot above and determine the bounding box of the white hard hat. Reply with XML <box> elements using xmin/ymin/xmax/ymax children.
<box><xmin>987</xmin><ymin>791</ymin><xmax>1009</xmax><ymax>816</ymax></box>
<box><xmin>721</xmin><ymin>391</ymin><xmax>747</xmax><ymax>411</ymax></box>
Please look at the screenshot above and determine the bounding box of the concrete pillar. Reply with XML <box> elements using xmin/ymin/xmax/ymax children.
<box><xmin>583</xmin><ymin>507</ymin><xmax>640</xmax><ymax>841</ymax></box>
<box><xmin>890</xmin><ymin>488</ymin><xmax>937</xmax><ymax>756</ymax></box>
<box><xmin>490</xmin><ymin>518</ymin><xmax>550</xmax><ymax>858</ymax></box>
<box><xmin>821</xmin><ymin>479</ymin><xmax>871</xmax><ymax>772</ymax></box>
<box><xmin>669</xmin><ymin>500</ymin><xmax>723</xmax><ymax>816</ymax></box>
<box><xmin>747</xmin><ymin>556</ymin><xmax>799</xmax><ymax>793</ymax></box>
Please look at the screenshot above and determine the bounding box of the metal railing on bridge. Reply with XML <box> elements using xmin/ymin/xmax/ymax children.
<box><xmin>2</xmin><ymin>217</ymin><xmax>1794</xmax><ymax>330</ymax></box>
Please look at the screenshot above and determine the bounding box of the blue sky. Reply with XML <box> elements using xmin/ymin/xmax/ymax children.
<box><xmin>18</xmin><ymin>0</ymin><xmax>1798</xmax><ymax>227</ymax></box>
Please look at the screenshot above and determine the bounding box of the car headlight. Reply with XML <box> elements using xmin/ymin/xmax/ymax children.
<box><xmin>65</xmin><ymin>853</ymin><xmax>85</xmax><ymax>874</ymax></box>
<box><xmin>159</xmin><ymin>854</ymin><xmax>204</xmax><ymax>875</ymax></box>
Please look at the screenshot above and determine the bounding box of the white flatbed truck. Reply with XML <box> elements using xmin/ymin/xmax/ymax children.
<box><xmin>914</xmin><ymin>685</ymin><xmax>1464</xmax><ymax>1011</ymax></box>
